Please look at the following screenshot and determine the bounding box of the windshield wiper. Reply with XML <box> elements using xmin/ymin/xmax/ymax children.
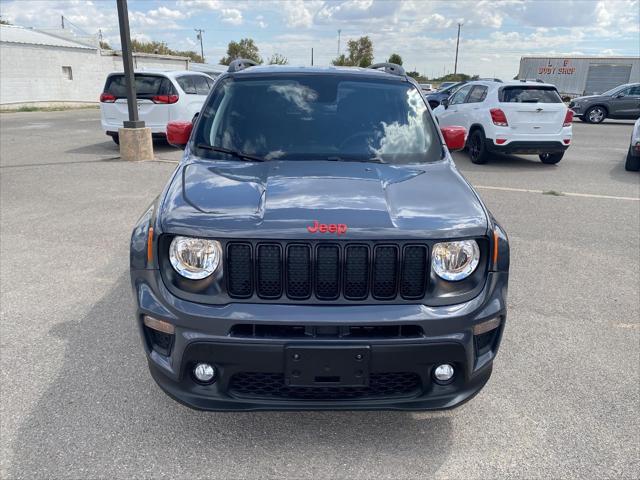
<box><xmin>196</xmin><ymin>144</ymin><xmax>265</xmax><ymax>162</ymax></box>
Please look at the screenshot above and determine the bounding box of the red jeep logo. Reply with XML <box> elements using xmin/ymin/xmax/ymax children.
<box><xmin>307</xmin><ymin>220</ymin><xmax>347</xmax><ymax>235</ymax></box>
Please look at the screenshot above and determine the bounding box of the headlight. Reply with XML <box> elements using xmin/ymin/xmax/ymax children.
<box><xmin>169</xmin><ymin>236</ymin><xmax>222</xmax><ymax>280</ymax></box>
<box><xmin>432</xmin><ymin>240</ymin><xmax>480</xmax><ymax>281</ymax></box>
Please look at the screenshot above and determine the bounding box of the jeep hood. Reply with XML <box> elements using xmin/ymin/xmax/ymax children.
<box><xmin>159</xmin><ymin>159</ymin><xmax>488</xmax><ymax>239</ymax></box>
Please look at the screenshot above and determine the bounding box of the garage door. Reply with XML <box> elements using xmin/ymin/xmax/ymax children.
<box><xmin>584</xmin><ymin>64</ymin><xmax>632</xmax><ymax>95</ymax></box>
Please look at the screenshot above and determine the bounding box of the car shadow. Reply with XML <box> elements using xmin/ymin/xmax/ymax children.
<box><xmin>8</xmin><ymin>272</ymin><xmax>454</xmax><ymax>478</ymax></box>
<box><xmin>610</xmin><ymin>157</ymin><xmax>640</xmax><ymax>181</ymax></box>
<box><xmin>453</xmin><ymin>151</ymin><xmax>554</xmax><ymax>170</ymax></box>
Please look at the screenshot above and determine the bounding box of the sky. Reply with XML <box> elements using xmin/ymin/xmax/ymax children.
<box><xmin>1</xmin><ymin>0</ymin><xmax>638</xmax><ymax>79</ymax></box>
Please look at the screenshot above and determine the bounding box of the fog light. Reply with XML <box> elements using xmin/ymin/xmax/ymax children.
<box><xmin>433</xmin><ymin>364</ymin><xmax>455</xmax><ymax>383</ymax></box>
<box><xmin>193</xmin><ymin>363</ymin><xmax>216</xmax><ymax>384</ymax></box>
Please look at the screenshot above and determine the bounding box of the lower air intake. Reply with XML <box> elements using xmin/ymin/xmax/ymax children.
<box><xmin>229</xmin><ymin>372</ymin><xmax>421</xmax><ymax>400</ymax></box>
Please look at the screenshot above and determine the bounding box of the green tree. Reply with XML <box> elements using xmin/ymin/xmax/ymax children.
<box><xmin>388</xmin><ymin>53</ymin><xmax>402</xmax><ymax>65</ymax></box>
<box><xmin>129</xmin><ymin>39</ymin><xmax>203</xmax><ymax>63</ymax></box>
<box><xmin>268</xmin><ymin>53</ymin><xmax>288</xmax><ymax>65</ymax></box>
<box><xmin>220</xmin><ymin>38</ymin><xmax>262</xmax><ymax>65</ymax></box>
<box><xmin>0</xmin><ymin>19</ymin><xmax>11</xmax><ymax>25</ymax></box>
<box><xmin>99</xmin><ymin>40</ymin><xmax>112</xmax><ymax>50</ymax></box>
<box><xmin>332</xmin><ymin>54</ymin><xmax>350</xmax><ymax>66</ymax></box>
<box><xmin>331</xmin><ymin>36</ymin><xmax>374</xmax><ymax>68</ymax></box>
<box><xmin>406</xmin><ymin>71</ymin><xmax>427</xmax><ymax>82</ymax></box>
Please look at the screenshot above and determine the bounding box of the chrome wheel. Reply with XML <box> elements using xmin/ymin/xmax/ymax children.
<box><xmin>587</xmin><ymin>106</ymin><xmax>605</xmax><ymax>123</ymax></box>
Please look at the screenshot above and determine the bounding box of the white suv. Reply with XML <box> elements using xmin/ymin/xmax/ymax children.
<box><xmin>433</xmin><ymin>80</ymin><xmax>573</xmax><ymax>164</ymax></box>
<box><xmin>100</xmin><ymin>70</ymin><xmax>214</xmax><ymax>144</ymax></box>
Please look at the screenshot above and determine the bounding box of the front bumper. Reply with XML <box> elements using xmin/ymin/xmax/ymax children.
<box><xmin>132</xmin><ymin>270</ymin><xmax>508</xmax><ymax>411</ymax></box>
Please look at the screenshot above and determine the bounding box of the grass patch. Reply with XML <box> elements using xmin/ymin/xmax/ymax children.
<box><xmin>542</xmin><ymin>190</ymin><xmax>565</xmax><ymax>196</ymax></box>
<box><xmin>0</xmin><ymin>105</ymin><xmax>99</xmax><ymax>113</ymax></box>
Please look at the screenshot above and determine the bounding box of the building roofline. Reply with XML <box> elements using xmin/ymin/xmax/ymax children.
<box><xmin>100</xmin><ymin>49</ymin><xmax>190</xmax><ymax>61</ymax></box>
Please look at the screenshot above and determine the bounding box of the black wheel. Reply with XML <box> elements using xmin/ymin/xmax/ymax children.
<box><xmin>539</xmin><ymin>152</ymin><xmax>564</xmax><ymax>164</ymax></box>
<box><xmin>625</xmin><ymin>146</ymin><xmax>640</xmax><ymax>171</ymax></box>
<box><xmin>584</xmin><ymin>105</ymin><xmax>606</xmax><ymax>124</ymax></box>
<box><xmin>467</xmin><ymin>129</ymin><xmax>489</xmax><ymax>164</ymax></box>
<box><xmin>111</xmin><ymin>134</ymin><xmax>119</xmax><ymax>145</ymax></box>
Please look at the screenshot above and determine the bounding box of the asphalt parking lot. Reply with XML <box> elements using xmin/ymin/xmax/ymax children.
<box><xmin>1</xmin><ymin>109</ymin><xmax>638</xmax><ymax>479</ymax></box>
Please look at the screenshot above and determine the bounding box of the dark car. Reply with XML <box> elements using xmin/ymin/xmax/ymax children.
<box><xmin>570</xmin><ymin>83</ymin><xmax>640</xmax><ymax>124</ymax></box>
<box><xmin>130</xmin><ymin>61</ymin><xmax>510</xmax><ymax>411</ymax></box>
<box><xmin>425</xmin><ymin>81</ymin><xmax>467</xmax><ymax>109</ymax></box>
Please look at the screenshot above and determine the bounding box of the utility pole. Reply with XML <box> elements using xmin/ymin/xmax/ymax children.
<box><xmin>61</xmin><ymin>15</ymin><xmax>64</xmax><ymax>29</ymax></box>
<box><xmin>337</xmin><ymin>29</ymin><xmax>341</xmax><ymax>56</ymax></box>
<box><xmin>195</xmin><ymin>29</ymin><xmax>205</xmax><ymax>62</ymax></box>
<box><xmin>454</xmin><ymin>23</ymin><xmax>462</xmax><ymax>75</ymax></box>
<box><xmin>311</xmin><ymin>47</ymin><xmax>314</xmax><ymax>66</ymax></box>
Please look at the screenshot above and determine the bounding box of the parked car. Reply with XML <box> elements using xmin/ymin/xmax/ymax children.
<box><xmin>100</xmin><ymin>70</ymin><xmax>214</xmax><ymax>144</ymax></box>
<box><xmin>419</xmin><ymin>83</ymin><xmax>434</xmax><ymax>92</ymax></box>
<box><xmin>438</xmin><ymin>81</ymin><xmax>457</xmax><ymax>90</ymax></box>
<box><xmin>426</xmin><ymin>81</ymin><xmax>467</xmax><ymax>109</ymax></box>
<box><xmin>434</xmin><ymin>80</ymin><xmax>573</xmax><ymax>164</ymax></box>
<box><xmin>130</xmin><ymin>61</ymin><xmax>510</xmax><ymax>411</ymax></box>
<box><xmin>569</xmin><ymin>83</ymin><xmax>640</xmax><ymax>124</ymax></box>
<box><xmin>626</xmin><ymin>117</ymin><xmax>640</xmax><ymax>171</ymax></box>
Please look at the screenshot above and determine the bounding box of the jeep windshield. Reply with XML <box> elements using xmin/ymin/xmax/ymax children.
<box><xmin>193</xmin><ymin>74</ymin><xmax>442</xmax><ymax>164</ymax></box>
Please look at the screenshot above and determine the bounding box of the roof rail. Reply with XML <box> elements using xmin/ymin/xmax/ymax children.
<box><xmin>479</xmin><ymin>77</ymin><xmax>503</xmax><ymax>82</ymax></box>
<box><xmin>227</xmin><ymin>58</ymin><xmax>258</xmax><ymax>73</ymax></box>
<box><xmin>368</xmin><ymin>62</ymin><xmax>406</xmax><ymax>76</ymax></box>
<box><xmin>519</xmin><ymin>78</ymin><xmax>545</xmax><ymax>83</ymax></box>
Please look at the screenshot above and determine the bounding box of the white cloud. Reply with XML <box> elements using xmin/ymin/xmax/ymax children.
<box><xmin>221</xmin><ymin>8</ymin><xmax>242</xmax><ymax>25</ymax></box>
<box><xmin>149</xmin><ymin>6</ymin><xmax>184</xmax><ymax>19</ymax></box>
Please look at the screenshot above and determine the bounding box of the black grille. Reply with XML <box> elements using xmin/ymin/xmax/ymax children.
<box><xmin>229</xmin><ymin>324</ymin><xmax>424</xmax><ymax>339</ymax></box>
<box><xmin>257</xmin><ymin>244</ymin><xmax>282</xmax><ymax>298</ymax></box>
<box><xmin>225</xmin><ymin>241</ymin><xmax>430</xmax><ymax>301</ymax></box>
<box><xmin>372</xmin><ymin>246</ymin><xmax>398</xmax><ymax>299</ymax></box>
<box><xmin>286</xmin><ymin>245</ymin><xmax>311</xmax><ymax>299</ymax></box>
<box><xmin>400</xmin><ymin>246</ymin><xmax>428</xmax><ymax>298</ymax></box>
<box><xmin>227</xmin><ymin>243</ymin><xmax>252</xmax><ymax>298</ymax></box>
<box><xmin>315</xmin><ymin>244</ymin><xmax>340</xmax><ymax>299</ymax></box>
<box><xmin>229</xmin><ymin>372</ymin><xmax>421</xmax><ymax>400</ymax></box>
<box><xmin>343</xmin><ymin>245</ymin><xmax>369</xmax><ymax>299</ymax></box>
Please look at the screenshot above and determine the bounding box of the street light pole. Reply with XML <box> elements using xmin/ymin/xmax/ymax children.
<box><xmin>116</xmin><ymin>0</ymin><xmax>143</xmax><ymax>128</ymax></box>
<box><xmin>454</xmin><ymin>22</ymin><xmax>462</xmax><ymax>75</ymax></box>
<box><xmin>195</xmin><ymin>29</ymin><xmax>205</xmax><ymax>62</ymax></box>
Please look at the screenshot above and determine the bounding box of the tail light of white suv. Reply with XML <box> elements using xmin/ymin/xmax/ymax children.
<box><xmin>490</xmin><ymin>108</ymin><xmax>508</xmax><ymax>126</ymax></box>
<box><xmin>563</xmin><ymin>109</ymin><xmax>574</xmax><ymax>127</ymax></box>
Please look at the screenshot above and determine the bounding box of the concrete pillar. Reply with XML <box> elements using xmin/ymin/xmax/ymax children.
<box><xmin>118</xmin><ymin>127</ymin><xmax>153</xmax><ymax>161</ymax></box>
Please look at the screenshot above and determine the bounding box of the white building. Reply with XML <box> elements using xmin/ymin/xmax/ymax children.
<box><xmin>0</xmin><ymin>24</ymin><xmax>190</xmax><ymax>108</ymax></box>
<box><xmin>518</xmin><ymin>56</ymin><xmax>640</xmax><ymax>97</ymax></box>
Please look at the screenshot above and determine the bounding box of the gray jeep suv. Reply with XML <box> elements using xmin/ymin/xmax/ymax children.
<box><xmin>570</xmin><ymin>83</ymin><xmax>640</xmax><ymax>124</ymax></box>
<box><xmin>130</xmin><ymin>61</ymin><xmax>509</xmax><ymax>411</ymax></box>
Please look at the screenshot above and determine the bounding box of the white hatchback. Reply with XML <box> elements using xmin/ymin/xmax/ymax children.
<box><xmin>433</xmin><ymin>80</ymin><xmax>573</xmax><ymax>164</ymax></box>
<box><xmin>100</xmin><ymin>70</ymin><xmax>214</xmax><ymax>144</ymax></box>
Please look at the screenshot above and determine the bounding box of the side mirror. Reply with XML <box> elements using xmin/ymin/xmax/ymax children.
<box><xmin>614</xmin><ymin>92</ymin><xmax>625</xmax><ymax>98</ymax></box>
<box><xmin>441</xmin><ymin>126</ymin><xmax>466</xmax><ymax>151</ymax></box>
<box><xmin>166</xmin><ymin>121</ymin><xmax>193</xmax><ymax>149</ymax></box>
<box><xmin>441</xmin><ymin>98</ymin><xmax>449</xmax><ymax>109</ymax></box>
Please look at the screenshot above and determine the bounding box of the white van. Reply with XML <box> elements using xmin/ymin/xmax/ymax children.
<box><xmin>100</xmin><ymin>70</ymin><xmax>214</xmax><ymax>144</ymax></box>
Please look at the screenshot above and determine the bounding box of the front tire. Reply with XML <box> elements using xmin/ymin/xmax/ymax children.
<box><xmin>539</xmin><ymin>152</ymin><xmax>564</xmax><ymax>164</ymax></box>
<box><xmin>584</xmin><ymin>105</ymin><xmax>607</xmax><ymax>124</ymax></box>
<box><xmin>467</xmin><ymin>130</ymin><xmax>489</xmax><ymax>164</ymax></box>
<box><xmin>111</xmin><ymin>134</ymin><xmax>119</xmax><ymax>145</ymax></box>
<box><xmin>625</xmin><ymin>146</ymin><xmax>640</xmax><ymax>171</ymax></box>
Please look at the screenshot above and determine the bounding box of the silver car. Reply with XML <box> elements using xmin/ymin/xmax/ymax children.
<box><xmin>626</xmin><ymin>118</ymin><xmax>640</xmax><ymax>171</ymax></box>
